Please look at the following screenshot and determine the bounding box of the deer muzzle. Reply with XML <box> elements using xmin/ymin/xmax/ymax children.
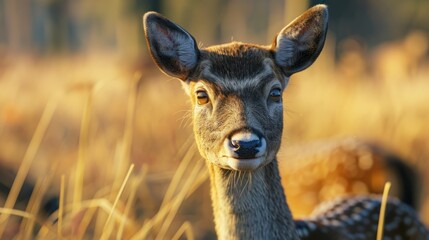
<box><xmin>222</xmin><ymin>131</ymin><xmax>267</xmax><ymax>171</ymax></box>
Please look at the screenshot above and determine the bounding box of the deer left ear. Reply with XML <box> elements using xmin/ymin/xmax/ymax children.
<box><xmin>273</xmin><ymin>4</ymin><xmax>328</xmax><ymax>76</ymax></box>
<box><xmin>143</xmin><ymin>12</ymin><xmax>200</xmax><ymax>80</ymax></box>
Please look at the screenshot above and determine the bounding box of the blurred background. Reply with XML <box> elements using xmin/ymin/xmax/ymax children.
<box><xmin>0</xmin><ymin>0</ymin><xmax>428</xmax><ymax>239</ymax></box>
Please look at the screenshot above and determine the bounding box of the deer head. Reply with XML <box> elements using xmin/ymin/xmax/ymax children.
<box><xmin>143</xmin><ymin>5</ymin><xmax>328</xmax><ymax>171</ymax></box>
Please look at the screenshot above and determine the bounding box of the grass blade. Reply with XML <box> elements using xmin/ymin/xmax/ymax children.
<box><xmin>377</xmin><ymin>181</ymin><xmax>392</xmax><ymax>240</ymax></box>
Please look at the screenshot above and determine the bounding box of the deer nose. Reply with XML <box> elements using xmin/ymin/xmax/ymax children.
<box><xmin>228</xmin><ymin>132</ymin><xmax>265</xmax><ymax>159</ymax></box>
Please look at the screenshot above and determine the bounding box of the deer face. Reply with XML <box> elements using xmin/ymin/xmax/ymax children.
<box><xmin>186</xmin><ymin>45</ymin><xmax>287</xmax><ymax>171</ymax></box>
<box><xmin>143</xmin><ymin>5</ymin><xmax>328</xmax><ymax>171</ymax></box>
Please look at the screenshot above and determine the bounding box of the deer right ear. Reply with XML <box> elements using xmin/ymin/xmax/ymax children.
<box><xmin>143</xmin><ymin>12</ymin><xmax>200</xmax><ymax>80</ymax></box>
<box><xmin>272</xmin><ymin>5</ymin><xmax>328</xmax><ymax>76</ymax></box>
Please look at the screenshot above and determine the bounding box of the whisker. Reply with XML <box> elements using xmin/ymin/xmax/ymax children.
<box><xmin>249</xmin><ymin>172</ymin><xmax>253</xmax><ymax>190</ymax></box>
<box><xmin>239</xmin><ymin>172</ymin><xmax>251</xmax><ymax>197</ymax></box>
<box><xmin>177</xmin><ymin>110</ymin><xmax>193</xmax><ymax>128</ymax></box>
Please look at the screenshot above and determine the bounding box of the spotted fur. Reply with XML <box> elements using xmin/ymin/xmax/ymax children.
<box><xmin>296</xmin><ymin>196</ymin><xmax>429</xmax><ymax>239</ymax></box>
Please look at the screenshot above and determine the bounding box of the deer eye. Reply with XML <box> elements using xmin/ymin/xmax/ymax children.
<box><xmin>269</xmin><ymin>88</ymin><xmax>282</xmax><ymax>102</ymax></box>
<box><xmin>196</xmin><ymin>90</ymin><xmax>210</xmax><ymax>105</ymax></box>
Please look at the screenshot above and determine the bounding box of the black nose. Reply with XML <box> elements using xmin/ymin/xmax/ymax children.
<box><xmin>230</xmin><ymin>138</ymin><xmax>261</xmax><ymax>159</ymax></box>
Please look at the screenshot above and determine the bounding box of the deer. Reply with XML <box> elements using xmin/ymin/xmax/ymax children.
<box><xmin>143</xmin><ymin>4</ymin><xmax>429</xmax><ymax>240</ymax></box>
<box><xmin>282</xmin><ymin>138</ymin><xmax>421</xmax><ymax>218</ymax></box>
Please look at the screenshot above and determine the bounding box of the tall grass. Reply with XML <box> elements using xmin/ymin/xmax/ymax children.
<box><xmin>0</xmin><ymin>62</ymin><xmax>208</xmax><ymax>238</ymax></box>
<box><xmin>0</xmin><ymin>93</ymin><xmax>60</xmax><ymax>238</ymax></box>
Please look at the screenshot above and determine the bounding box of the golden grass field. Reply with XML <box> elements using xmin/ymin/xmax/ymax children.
<box><xmin>0</xmin><ymin>31</ymin><xmax>428</xmax><ymax>239</ymax></box>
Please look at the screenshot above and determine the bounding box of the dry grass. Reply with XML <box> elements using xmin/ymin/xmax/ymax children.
<box><xmin>376</xmin><ymin>182</ymin><xmax>391</xmax><ymax>240</ymax></box>
<box><xmin>0</xmin><ymin>32</ymin><xmax>428</xmax><ymax>238</ymax></box>
<box><xmin>0</xmin><ymin>55</ymin><xmax>208</xmax><ymax>238</ymax></box>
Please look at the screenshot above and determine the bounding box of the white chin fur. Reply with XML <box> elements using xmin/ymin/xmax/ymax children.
<box><xmin>225</xmin><ymin>156</ymin><xmax>265</xmax><ymax>171</ymax></box>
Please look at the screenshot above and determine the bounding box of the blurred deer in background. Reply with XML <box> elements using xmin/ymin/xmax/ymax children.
<box><xmin>282</xmin><ymin>138</ymin><xmax>421</xmax><ymax>218</ymax></box>
<box><xmin>144</xmin><ymin>4</ymin><xmax>429</xmax><ymax>240</ymax></box>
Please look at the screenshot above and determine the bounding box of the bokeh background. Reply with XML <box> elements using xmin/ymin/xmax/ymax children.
<box><xmin>0</xmin><ymin>0</ymin><xmax>428</xmax><ymax>239</ymax></box>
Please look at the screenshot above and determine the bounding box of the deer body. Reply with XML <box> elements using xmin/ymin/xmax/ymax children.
<box><xmin>143</xmin><ymin>5</ymin><xmax>429</xmax><ymax>240</ymax></box>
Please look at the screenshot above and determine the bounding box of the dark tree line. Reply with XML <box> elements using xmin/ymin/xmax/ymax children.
<box><xmin>0</xmin><ymin>0</ymin><xmax>427</xmax><ymax>56</ymax></box>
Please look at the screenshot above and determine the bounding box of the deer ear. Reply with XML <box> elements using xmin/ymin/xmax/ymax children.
<box><xmin>272</xmin><ymin>4</ymin><xmax>328</xmax><ymax>75</ymax></box>
<box><xmin>143</xmin><ymin>12</ymin><xmax>200</xmax><ymax>80</ymax></box>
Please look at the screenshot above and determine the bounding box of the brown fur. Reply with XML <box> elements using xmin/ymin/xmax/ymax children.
<box><xmin>209</xmin><ymin>161</ymin><xmax>298</xmax><ymax>239</ymax></box>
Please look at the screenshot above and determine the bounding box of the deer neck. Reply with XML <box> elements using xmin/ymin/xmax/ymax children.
<box><xmin>208</xmin><ymin>159</ymin><xmax>299</xmax><ymax>240</ymax></box>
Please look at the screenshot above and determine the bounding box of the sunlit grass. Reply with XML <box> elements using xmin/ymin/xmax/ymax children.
<box><xmin>0</xmin><ymin>64</ymin><xmax>207</xmax><ymax>238</ymax></box>
<box><xmin>0</xmin><ymin>93</ymin><xmax>60</xmax><ymax>238</ymax></box>
<box><xmin>377</xmin><ymin>182</ymin><xmax>392</xmax><ymax>240</ymax></box>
